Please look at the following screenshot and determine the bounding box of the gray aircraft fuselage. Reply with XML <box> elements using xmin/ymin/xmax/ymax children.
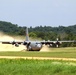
<box><xmin>26</xmin><ymin>42</ymin><xmax>42</xmax><ymax>51</ymax></box>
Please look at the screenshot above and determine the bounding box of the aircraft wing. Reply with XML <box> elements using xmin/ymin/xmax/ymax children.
<box><xmin>0</xmin><ymin>40</ymin><xmax>76</xmax><ymax>44</ymax></box>
<box><xmin>0</xmin><ymin>40</ymin><xmax>76</xmax><ymax>46</ymax></box>
<box><xmin>58</xmin><ymin>40</ymin><xmax>76</xmax><ymax>42</ymax></box>
<box><xmin>0</xmin><ymin>41</ymin><xmax>23</xmax><ymax>45</ymax></box>
<box><xmin>24</xmin><ymin>40</ymin><xmax>76</xmax><ymax>44</ymax></box>
<box><xmin>42</xmin><ymin>40</ymin><xmax>76</xmax><ymax>47</ymax></box>
<box><xmin>44</xmin><ymin>40</ymin><xmax>76</xmax><ymax>44</ymax></box>
<box><xmin>0</xmin><ymin>40</ymin><xmax>35</xmax><ymax>45</ymax></box>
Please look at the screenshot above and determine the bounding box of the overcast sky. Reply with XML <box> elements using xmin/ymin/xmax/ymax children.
<box><xmin>0</xmin><ymin>0</ymin><xmax>76</xmax><ymax>27</ymax></box>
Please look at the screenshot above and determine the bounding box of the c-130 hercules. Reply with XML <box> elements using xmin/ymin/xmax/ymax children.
<box><xmin>0</xmin><ymin>27</ymin><xmax>76</xmax><ymax>51</ymax></box>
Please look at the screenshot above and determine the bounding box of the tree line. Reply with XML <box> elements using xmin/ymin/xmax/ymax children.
<box><xmin>0</xmin><ymin>21</ymin><xmax>76</xmax><ymax>47</ymax></box>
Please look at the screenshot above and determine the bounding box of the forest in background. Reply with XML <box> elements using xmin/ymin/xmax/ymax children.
<box><xmin>0</xmin><ymin>21</ymin><xmax>76</xmax><ymax>47</ymax></box>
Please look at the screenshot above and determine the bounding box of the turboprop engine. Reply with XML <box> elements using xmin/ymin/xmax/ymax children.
<box><xmin>47</xmin><ymin>38</ymin><xmax>62</xmax><ymax>48</ymax></box>
<box><xmin>11</xmin><ymin>41</ymin><xmax>19</xmax><ymax>47</ymax></box>
<box><xmin>54</xmin><ymin>38</ymin><xmax>62</xmax><ymax>47</ymax></box>
<box><xmin>15</xmin><ymin>43</ymin><xmax>19</xmax><ymax>47</ymax></box>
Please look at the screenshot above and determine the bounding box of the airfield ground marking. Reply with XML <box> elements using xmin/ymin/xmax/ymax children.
<box><xmin>0</xmin><ymin>56</ymin><xmax>76</xmax><ymax>61</ymax></box>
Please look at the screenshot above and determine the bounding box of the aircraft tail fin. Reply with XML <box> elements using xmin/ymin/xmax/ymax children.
<box><xmin>25</xmin><ymin>27</ymin><xmax>29</xmax><ymax>41</ymax></box>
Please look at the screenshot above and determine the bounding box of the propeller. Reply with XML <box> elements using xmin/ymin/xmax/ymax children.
<box><xmin>56</xmin><ymin>44</ymin><xmax>59</xmax><ymax>48</ymax></box>
<box><xmin>55</xmin><ymin>38</ymin><xmax>60</xmax><ymax>48</ymax></box>
<box><xmin>56</xmin><ymin>38</ymin><xmax>59</xmax><ymax>41</ymax></box>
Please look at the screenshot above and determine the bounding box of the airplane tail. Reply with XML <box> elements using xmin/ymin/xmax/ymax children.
<box><xmin>25</xmin><ymin>27</ymin><xmax>29</xmax><ymax>41</ymax></box>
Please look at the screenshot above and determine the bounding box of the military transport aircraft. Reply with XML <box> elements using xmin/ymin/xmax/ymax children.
<box><xmin>0</xmin><ymin>28</ymin><xmax>76</xmax><ymax>51</ymax></box>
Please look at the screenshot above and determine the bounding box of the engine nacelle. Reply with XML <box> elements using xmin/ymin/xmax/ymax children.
<box><xmin>49</xmin><ymin>44</ymin><xmax>53</xmax><ymax>47</ymax></box>
<box><xmin>55</xmin><ymin>41</ymin><xmax>62</xmax><ymax>47</ymax></box>
<box><xmin>15</xmin><ymin>43</ymin><xmax>19</xmax><ymax>47</ymax></box>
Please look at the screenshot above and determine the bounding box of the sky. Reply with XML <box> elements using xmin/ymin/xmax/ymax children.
<box><xmin>0</xmin><ymin>0</ymin><xmax>76</xmax><ymax>27</ymax></box>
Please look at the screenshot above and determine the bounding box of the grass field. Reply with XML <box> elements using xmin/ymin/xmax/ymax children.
<box><xmin>0</xmin><ymin>59</ymin><xmax>76</xmax><ymax>75</ymax></box>
<box><xmin>0</xmin><ymin>47</ymin><xmax>76</xmax><ymax>75</ymax></box>
<box><xmin>0</xmin><ymin>47</ymin><xmax>76</xmax><ymax>58</ymax></box>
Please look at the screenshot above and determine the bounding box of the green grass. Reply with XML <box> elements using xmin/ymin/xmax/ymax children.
<box><xmin>0</xmin><ymin>51</ymin><xmax>76</xmax><ymax>58</ymax></box>
<box><xmin>50</xmin><ymin>47</ymin><xmax>76</xmax><ymax>52</ymax></box>
<box><xmin>0</xmin><ymin>47</ymin><xmax>76</xmax><ymax>75</ymax></box>
<box><xmin>0</xmin><ymin>59</ymin><xmax>76</xmax><ymax>75</ymax></box>
<box><xmin>0</xmin><ymin>47</ymin><xmax>76</xmax><ymax>58</ymax></box>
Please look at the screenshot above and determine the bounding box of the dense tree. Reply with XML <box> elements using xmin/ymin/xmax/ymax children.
<box><xmin>29</xmin><ymin>32</ymin><xmax>37</xmax><ymax>38</ymax></box>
